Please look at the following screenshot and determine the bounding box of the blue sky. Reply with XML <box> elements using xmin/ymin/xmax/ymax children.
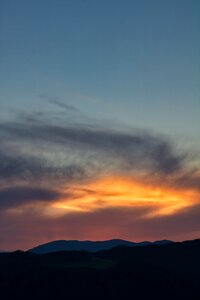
<box><xmin>1</xmin><ymin>0</ymin><xmax>199</xmax><ymax>140</ymax></box>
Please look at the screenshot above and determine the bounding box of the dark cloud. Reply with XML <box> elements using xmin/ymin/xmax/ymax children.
<box><xmin>0</xmin><ymin>137</ymin><xmax>87</xmax><ymax>185</ymax></box>
<box><xmin>2</xmin><ymin>111</ymin><xmax>199</xmax><ymax>196</ymax></box>
<box><xmin>171</xmin><ymin>171</ymin><xmax>200</xmax><ymax>191</ymax></box>
<box><xmin>0</xmin><ymin>149</ymin><xmax>43</xmax><ymax>181</ymax></box>
<box><xmin>0</xmin><ymin>118</ymin><xmax>185</xmax><ymax>177</ymax></box>
<box><xmin>0</xmin><ymin>186</ymin><xmax>60</xmax><ymax>210</ymax></box>
<box><xmin>0</xmin><ymin>151</ymin><xmax>85</xmax><ymax>187</ymax></box>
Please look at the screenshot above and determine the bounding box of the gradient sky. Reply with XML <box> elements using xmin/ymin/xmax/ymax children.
<box><xmin>0</xmin><ymin>0</ymin><xmax>200</xmax><ymax>250</ymax></box>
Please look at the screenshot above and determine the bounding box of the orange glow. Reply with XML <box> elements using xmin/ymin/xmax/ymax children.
<box><xmin>51</xmin><ymin>176</ymin><xmax>198</xmax><ymax>218</ymax></box>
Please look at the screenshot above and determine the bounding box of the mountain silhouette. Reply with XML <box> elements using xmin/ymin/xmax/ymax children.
<box><xmin>1</xmin><ymin>239</ymin><xmax>200</xmax><ymax>300</ymax></box>
<box><xmin>29</xmin><ymin>238</ymin><xmax>172</xmax><ymax>254</ymax></box>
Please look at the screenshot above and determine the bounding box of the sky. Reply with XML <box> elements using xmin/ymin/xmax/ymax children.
<box><xmin>0</xmin><ymin>0</ymin><xmax>200</xmax><ymax>250</ymax></box>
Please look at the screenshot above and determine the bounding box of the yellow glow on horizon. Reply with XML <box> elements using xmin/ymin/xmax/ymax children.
<box><xmin>51</xmin><ymin>176</ymin><xmax>198</xmax><ymax>218</ymax></box>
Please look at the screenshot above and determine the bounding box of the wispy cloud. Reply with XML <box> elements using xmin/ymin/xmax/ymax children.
<box><xmin>47</xmin><ymin>98</ymin><xmax>80</xmax><ymax>113</ymax></box>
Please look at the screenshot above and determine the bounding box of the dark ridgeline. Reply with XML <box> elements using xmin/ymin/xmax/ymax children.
<box><xmin>0</xmin><ymin>239</ymin><xmax>200</xmax><ymax>300</ymax></box>
<box><xmin>29</xmin><ymin>238</ymin><xmax>172</xmax><ymax>254</ymax></box>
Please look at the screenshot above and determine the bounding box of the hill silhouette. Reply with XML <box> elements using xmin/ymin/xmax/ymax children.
<box><xmin>29</xmin><ymin>238</ymin><xmax>172</xmax><ymax>253</ymax></box>
<box><xmin>0</xmin><ymin>239</ymin><xmax>200</xmax><ymax>300</ymax></box>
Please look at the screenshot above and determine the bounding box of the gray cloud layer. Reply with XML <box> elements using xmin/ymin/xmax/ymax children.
<box><xmin>1</xmin><ymin>119</ymin><xmax>185</xmax><ymax>175</ymax></box>
<box><xmin>0</xmin><ymin>112</ymin><xmax>199</xmax><ymax>213</ymax></box>
<box><xmin>0</xmin><ymin>186</ymin><xmax>60</xmax><ymax>210</ymax></box>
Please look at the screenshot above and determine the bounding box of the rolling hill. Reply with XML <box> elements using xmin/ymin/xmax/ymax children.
<box><xmin>29</xmin><ymin>238</ymin><xmax>172</xmax><ymax>253</ymax></box>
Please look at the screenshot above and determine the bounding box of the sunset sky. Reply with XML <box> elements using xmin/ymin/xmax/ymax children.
<box><xmin>0</xmin><ymin>0</ymin><xmax>200</xmax><ymax>251</ymax></box>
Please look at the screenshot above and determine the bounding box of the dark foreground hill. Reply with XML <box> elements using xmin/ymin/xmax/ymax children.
<box><xmin>1</xmin><ymin>239</ymin><xmax>200</xmax><ymax>300</ymax></box>
<box><xmin>29</xmin><ymin>238</ymin><xmax>172</xmax><ymax>253</ymax></box>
